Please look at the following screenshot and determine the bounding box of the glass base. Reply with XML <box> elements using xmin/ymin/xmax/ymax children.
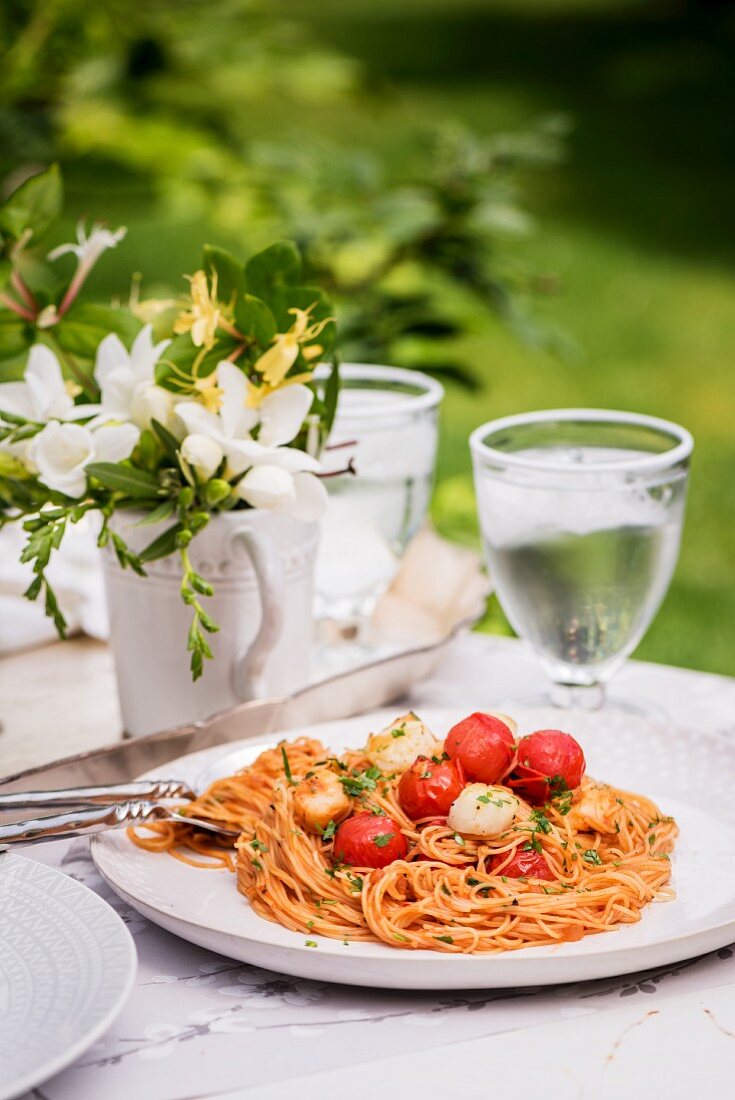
<box><xmin>494</xmin><ymin>690</ymin><xmax>669</xmax><ymax>736</ymax></box>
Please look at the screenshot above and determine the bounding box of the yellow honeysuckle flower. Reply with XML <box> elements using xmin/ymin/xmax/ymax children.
<box><xmin>173</xmin><ymin>270</ymin><xmax>221</xmax><ymax>350</ymax></box>
<box><xmin>246</xmin><ymin>370</ymin><xmax>316</xmax><ymax>409</ymax></box>
<box><xmin>192</xmin><ymin>374</ymin><xmax>224</xmax><ymax>413</ymax></box>
<box><xmin>253</xmin><ymin>306</ymin><xmax>334</xmax><ymax>389</ymax></box>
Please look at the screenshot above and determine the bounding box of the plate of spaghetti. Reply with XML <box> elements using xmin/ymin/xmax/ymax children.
<box><xmin>92</xmin><ymin>708</ymin><xmax>735</xmax><ymax>989</ymax></box>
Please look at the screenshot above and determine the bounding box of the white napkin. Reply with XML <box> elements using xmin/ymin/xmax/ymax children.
<box><xmin>372</xmin><ymin>525</ymin><xmax>490</xmax><ymax>644</ymax></box>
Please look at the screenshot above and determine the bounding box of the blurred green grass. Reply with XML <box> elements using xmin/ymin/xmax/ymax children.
<box><xmin>53</xmin><ymin>0</ymin><xmax>735</xmax><ymax>675</ymax></box>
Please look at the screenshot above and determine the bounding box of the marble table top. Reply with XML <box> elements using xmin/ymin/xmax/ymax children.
<box><xmin>7</xmin><ymin>633</ymin><xmax>735</xmax><ymax>1099</ymax></box>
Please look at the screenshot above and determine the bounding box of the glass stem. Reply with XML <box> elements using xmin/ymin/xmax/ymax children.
<box><xmin>549</xmin><ymin>681</ymin><xmax>605</xmax><ymax>711</ymax></box>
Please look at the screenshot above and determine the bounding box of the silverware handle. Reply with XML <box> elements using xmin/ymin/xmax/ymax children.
<box><xmin>0</xmin><ymin>780</ymin><xmax>194</xmax><ymax>810</ymax></box>
<box><xmin>0</xmin><ymin>800</ymin><xmax>166</xmax><ymax>846</ymax></box>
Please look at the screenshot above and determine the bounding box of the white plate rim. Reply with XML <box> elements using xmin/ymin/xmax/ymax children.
<box><xmin>0</xmin><ymin>854</ymin><xmax>137</xmax><ymax>1100</ymax></box>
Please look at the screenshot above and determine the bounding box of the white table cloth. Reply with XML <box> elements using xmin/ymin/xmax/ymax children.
<box><xmin>11</xmin><ymin>634</ymin><xmax>735</xmax><ymax>1099</ymax></box>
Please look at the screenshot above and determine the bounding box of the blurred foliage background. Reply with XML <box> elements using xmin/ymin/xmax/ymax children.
<box><xmin>1</xmin><ymin>0</ymin><xmax>734</xmax><ymax>674</ymax></box>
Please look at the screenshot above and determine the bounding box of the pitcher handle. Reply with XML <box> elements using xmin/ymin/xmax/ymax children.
<box><xmin>229</xmin><ymin>523</ymin><xmax>284</xmax><ymax>701</ymax></box>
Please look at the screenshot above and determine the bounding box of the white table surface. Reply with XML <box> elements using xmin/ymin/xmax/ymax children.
<box><xmin>6</xmin><ymin>632</ymin><xmax>735</xmax><ymax>1100</ymax></box>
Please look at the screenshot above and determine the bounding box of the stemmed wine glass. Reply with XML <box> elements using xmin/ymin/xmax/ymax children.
<box><xmin>470</xmin><ymin>409</ymin><xmax>693</xmax><ymax>713</ymax></box>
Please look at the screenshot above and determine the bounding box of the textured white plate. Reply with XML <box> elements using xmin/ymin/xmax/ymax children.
<box><xmin>0</xmin><ymin>854</ymin><xmax>136</xmax><ymax>1099</ymax></box>
<box><xmin>92</xmin><ymin>708</ymin><xmax>735</xmax><ymax>990</ymax></box>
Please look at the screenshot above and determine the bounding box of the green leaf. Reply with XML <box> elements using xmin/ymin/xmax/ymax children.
<box><xmin>155</xmin><ymin>332</ymin><xmax>237</xmax><ymax>388</ymax></box>
<box><xmin>245</xmin><ymin>241</ymin><xmax>302</xmax><ymax>303</ymax></box>
<box><xmin>0</xmin><ymin>165</ymin><xmax>62</xmax><ymax>241</ymax></box>
<box><xmin>321</xmin><ymin>357</ymin><xmax>341</xmax><ymax>436</ymax></box>
<box><xmin>54</xmin><ymin>303</ymin><xmax>141</xmax><ymax>359</ymax></box>
<box><xmin>203</xmin><ymin>244</ymin><xmax>245</xmax><ymax>305</ymax></box>
<box><xmin>150</xmin><ymin>418</ymin><xmax>181</xmax><ymax>459</ymax></box>
<box><xmin>0</xmin><ymin>258</ymin><xmax>11</xmax><ymax>292</ymax></box>
<box><xmin>85</xmin><ymin>462</ymin><xmax>162</xmax><ymax>499</ymax></box>
<box><xmin>0</xmin><ymin>314</ymin><xmax>32</xmax><ymax>362</ymax></box>
<box><xmin>138</xmin><ymin>523</ymin><xmax>182</xmax><ymax>563</ymax></box>
<box><xmin>135</xmin><ymin>499</ymin><xmax>176</xmax><ymax>526</ymax></box>
<box><xmin>233</xmin><ymin>294</ymin><xmax>277</xmax><ymax>346</ymax></box>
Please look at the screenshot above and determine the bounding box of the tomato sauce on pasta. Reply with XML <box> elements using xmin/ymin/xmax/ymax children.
<box><xmin>129</xmin><ymin>713</ymin><xmax>677</xmax><ymax>954</ymax></box>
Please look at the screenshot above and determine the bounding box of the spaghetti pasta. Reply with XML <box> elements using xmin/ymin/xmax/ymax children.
<box><xmin>129</xmin><ymin>717</ymin><xmax>677</xmax><ymax>954</ymax></box>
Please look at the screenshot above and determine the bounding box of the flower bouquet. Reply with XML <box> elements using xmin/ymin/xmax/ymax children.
<box><xmin>0</xmin><ymin>166</ymin><xmax>339</xmax><ymax>694</ymax></box>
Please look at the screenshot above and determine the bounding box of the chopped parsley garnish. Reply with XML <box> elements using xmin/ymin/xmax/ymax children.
<box><xmin>281</xmin><ymin>746</ymin><xmax>295</xmax><ymax>786</ymax></box>
<box><xmin>251</xmin><ymin>858</ymin><xmax>263</xmax><ymax>870</ymax></box>
<box><xmin>431</xmin><ymin>752</ymin><xmax>450</xmax><ymax>764</ymax></box>
<box><xmin>250</xmin><ymin>838</ymin><xmax>268</xmax><ymax>853</ymax></box>
<box><xmin>326</xmin><ymin>858</ymin><xmax>348</xmax><ymax>878</ymax></box>
<box><xmin>466</xmin><ymin>876</ymin><xmax>480</xmax><ymax>887</ymax></box>
<box><xmin>373</xmin><ymin>833</ymin><xmax>395</xmax><ymax>848</ymax></box>
<box><xmin>530</xmin><ymin>810</ymin><xmax>552</xmax><ymax>834</ymax></box>
<box><xmin>306</xmin><ymin>920</ymin><xmax>315</xmax><ymax>929</ymax></box>
<box><xmin>441</xmin><ymin>883</ymin><xmax>451</xmax><ymax>897</ymax></box>
<box><xmin>476</xmin><ymin>794</ymin><xmax>491</xmax><ymax>805</ymax></box>
<box><xmin>582</xmin><ymin>849</ymin><xmax>603</xmax><ymax>866</ymax></box>
<box><xmin>523</xmin><ymin>836</ymin><xmax>543</xmax><ymax>854</ymax></box>
<box><xmin>305</xmin><ymin>940</ymin><xmax>318</xmax><ymax>948</ymax></box>
<box><xmin>453</xmin><ymin>832</ymin><xmax>465</xmax><ymax>847</ymax></box>
<box><xmin>420</xmin><ymin>770</ymin><xmax>433</xmax><ymax>780</ymax></box>
<box><xmin>346</xmin><ymin>873</ymin><xmax>364</xmax><ymax>893</ymax></box>
<box><xmin>321</xmin><ymin>820</ymin><xmax>337</xmax><ymax>841</ymax></box>
<box><xmin>393</xmin><ymin>933</ymin><xmax>409</xmax><ymax>943</ymax></box>
<box><xmin>434</xmin><ymin>935</ymin><xmax>454</xmax><ymax>944</ymax></box>
<box><xmin>390</xmin><ymin>728</ymin><xmax>406</xmax><ymax>739</ymax></box>
<box><xmin>339</xmin><ymin>767</ymin><xmax>382</xmax><ymax>797</ymax></box>
<box><xmin>549</xmin><ymin>775</ymin><xmax>570</xmax><ymax>796</ymax></box>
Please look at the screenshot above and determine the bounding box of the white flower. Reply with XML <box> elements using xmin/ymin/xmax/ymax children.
<box><xmin>174</xmin><ymin>361</ymin><xmax>327</xmax><ymax>521</ymax></box>
<box><xmin>0</xmin><ymin>345</ymin><xmax>97</xmax><ymax>423</ymax></box>
<box><xmin>92</xmin><ymin>324</ymin><xmax>172</xmax><ymax>430</ymax></box>
<box><xmin>29</xmin><ymin>420</ymin><xmax>139</xmax><ymax>498</ymax></box>
<box><xmin>180</xmin><ymin>433</ymin><xmax>223</xmax><ymax>480</ymax></box>
<box><xmin>48</xmin><ymin>220</ymin><xmax>127</xmax><ymax>269</ymax></box>
<box><xmin>49</xmin><ymin>220</ymin><xmax>128</xmax><ymax>318</ymax></box>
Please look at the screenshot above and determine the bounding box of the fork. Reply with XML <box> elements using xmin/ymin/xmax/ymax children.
<box><xmin>0</xmin><ymin>800</ymin><xmax>240</xmax><ymax>847</ymax></box>
<box><xmin>0</xmin><ymin>780</ymin><xmax>196</xmax><ymax>810</ymax></box>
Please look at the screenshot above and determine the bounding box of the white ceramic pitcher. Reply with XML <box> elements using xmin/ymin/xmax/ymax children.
<box><xmin>102</xmin><ymin>510</ymin><xmax>318</xmax><ymax>736</ymax></box>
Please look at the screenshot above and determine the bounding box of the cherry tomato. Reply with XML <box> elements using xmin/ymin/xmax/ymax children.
<box><xmin>398</xmin><ymin>755</ymin><xmax>465</xmax><ymax>821</ymax></box>
<box><xmin>333</xmin><ymin>812</ymin><xmax>408</xmax><ymax>868</ymax></box>
<box><xmin>507</xmin><ymin>764</ymin><xmax>552</xmax><ymax>806</ymax></box>
<box><xmin>517</xmin><ymin>730</ymin><xmax>586</xmax><ymax>790</ymax></box>
<box><xmin>493</xmin><ymin>847</ymin><xmax>555</xmax><ymax>881</ymax></box>
<box><xmin>444</xmin><ymin>712</ymin><xmax>516</xmax><ymax>784</ymax></box>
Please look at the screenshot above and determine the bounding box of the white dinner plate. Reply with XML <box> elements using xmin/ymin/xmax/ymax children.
<box><xmin>0</xmin><ymin>854</ymin><xmax>136</xmax><ymax>1099</ymax></box>
<box><xmin>92</xmin><ymin>707</ymin><xmax>735</xmax><ymax>990</ymax></box>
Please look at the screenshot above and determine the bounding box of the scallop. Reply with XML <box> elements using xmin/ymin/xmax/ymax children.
<box><xmin>292</xmin><ymin>768</ymin><xmax>352</xmax><ymax>833</ymax></box>
<box><xmin>447</xmin><ymin>784</ymin><xmax>519</xmax><ymax>838</ymax></box>
<box><xmin>365</xmin><ymin>711</ymin><xmax>441</xmax><ymax>773</ymax></box>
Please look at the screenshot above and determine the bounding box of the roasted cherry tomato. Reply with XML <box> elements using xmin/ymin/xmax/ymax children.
<box><xmin>507</xmin><ymin>764</ymin><xmax>552</xmax><ymax>806</ymax></box>
<box><xmin>398</xmin><ymin>755</ymin><xmax>465</xmax><ymax>821</ymax></box>
<box><xmin>333</xmin><ymin>812</ymin><xmax>408</xmax><ymax>868</ymax></box>
<box><xmin>510</xmin><ymin>729</ymin><xmax>586</xmax><ymax>804</ymax></box>
<box><xmin>444</xmin><ymin>712</ymin><xmax>516</xmax><ymax>784</ymax></box>
<box><xmin>493</xmin><ymin>847</ymin><xmax>555</xmax><ymax>881</ymax></box>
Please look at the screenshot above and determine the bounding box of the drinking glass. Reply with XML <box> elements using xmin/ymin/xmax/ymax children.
<box><xmin>470</xmin><ymin>409</ymin><xmax>693</xmax><ymax>711</ymax></box>
<box><xmin>314</xmin><ymin>364</ymin><xmax>444</xmax><ymax>644</ymax></box>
